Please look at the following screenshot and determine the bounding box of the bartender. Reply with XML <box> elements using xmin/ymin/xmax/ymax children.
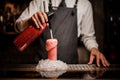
<box><xmin>15</xmin><ymin>0</ymin><xmax>110</xmax><ymax>67</ymax></box>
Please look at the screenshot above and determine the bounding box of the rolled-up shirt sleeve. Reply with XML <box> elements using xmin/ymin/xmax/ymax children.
<box><xmin>80</xmin><ymin>1</ymin><xmax>98</xmax><ymax>51</ymax></box>
<box><xmin>14</xmin><ymin>0</ymin><xmax>43</xmax><ymax>32</ymax></box>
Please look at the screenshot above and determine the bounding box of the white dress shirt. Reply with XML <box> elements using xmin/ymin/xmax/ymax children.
<box><xmin>15</xmin><ymin>0</ymin><xmax>98</xmax><ymax>51</ymax></box>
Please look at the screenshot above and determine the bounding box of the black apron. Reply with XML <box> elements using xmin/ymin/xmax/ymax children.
<box><xmin>38</xmin><ymin>0</ymin><xmax>78</xmax><ymax>64</ymax></box>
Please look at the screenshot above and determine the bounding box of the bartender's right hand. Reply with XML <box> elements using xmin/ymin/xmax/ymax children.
<box><xmin>31</xmin><ymin>12</ymin><xmax>48</xmax><ymax>29</ymax></box>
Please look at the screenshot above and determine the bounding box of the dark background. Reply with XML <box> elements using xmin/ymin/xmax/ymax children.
<box><xmin>0</xmin><ymin>0</ymin><xmax>120</xmax><ymax>64</ymax></box>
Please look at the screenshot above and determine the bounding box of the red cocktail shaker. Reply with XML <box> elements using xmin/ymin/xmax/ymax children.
<box><xmin>13</xmin><ymin>23</ymin><xmax>47</xmax><ymax>51</ymax></box>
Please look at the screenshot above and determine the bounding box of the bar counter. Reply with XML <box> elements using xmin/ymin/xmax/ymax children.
<box><xmin>0</xmin><ymin>64</ymin><xmax>120</xmax><ymax>80</ymax></box>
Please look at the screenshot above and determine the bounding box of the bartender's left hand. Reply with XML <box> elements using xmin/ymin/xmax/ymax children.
<box><xmin>88</xmin><ymin>48</ymin><xmax>110</xmax><ymax>67</ymax></box>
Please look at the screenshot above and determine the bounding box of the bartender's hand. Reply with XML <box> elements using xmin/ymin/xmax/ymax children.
<box><xmin>88</xmin><ymin>48</ymin><xmax>110</xmax><ymax>67</ymax></box>
<box><xmin>31</xmin><ymin>12</ymin><xmax>48</xmax><ymax>29</ymax></box>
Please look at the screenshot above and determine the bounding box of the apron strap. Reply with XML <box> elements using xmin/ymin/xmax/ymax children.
<box><xmin>49</xmin><ymin>0</ymin><xmax>52</xmax><ymax>6</ymax></box>
<box><xmin>49</xmin><ymin>0</ymin><xmax>52</xmax><ymax>3</ymax></box>
<box><xmin>74</xmin><ymin>0</ymin><xmax>78</xmax><ymax>8</ymax></box>
<box><xmin>49</xmin><ymin>0</ymin><xmax>53</xmax><ymax>12</ymax></box>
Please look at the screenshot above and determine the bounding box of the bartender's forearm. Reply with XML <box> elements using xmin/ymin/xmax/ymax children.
<box><xmin>15</xmin><ymin>18</ymin><xmax>31</xmax><ymax>33</ymax></box>
<box><xmin>81</xmin><ymin>37</ymin><xmax>98</xmax><ymax>51</ymax></box>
